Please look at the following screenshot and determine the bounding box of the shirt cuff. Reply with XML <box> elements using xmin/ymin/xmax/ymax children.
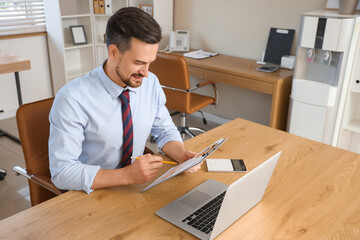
<box><xmin>82</xmin><ymin>165</ymin><xmax>101</xmax><ymax>194</ymax></box>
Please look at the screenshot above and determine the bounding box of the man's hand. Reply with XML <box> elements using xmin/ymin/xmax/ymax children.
<box><xmin>162</xmin><ymin>141</ymin><xmax>202</xmax><ymax>173</ymax></box>
<box><xmin>126</xmin><ymin>154</ymin><xmax>163</xmax><ymax>184</ymax></box>
<box><xmin>180</xmin><ymin>149</ymin><xmax>202</xmax><ymax>173</ymax></box>
<box><xmin>91</xmin><ymin>154</ymin><xmax>163</xmax><ymax>190</ymax></box>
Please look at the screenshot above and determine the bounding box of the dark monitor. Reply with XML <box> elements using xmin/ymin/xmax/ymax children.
<box><xmin>264</xmin><ymin>28</ymin><xmax>295</xmax><ymax>65</ymax></box>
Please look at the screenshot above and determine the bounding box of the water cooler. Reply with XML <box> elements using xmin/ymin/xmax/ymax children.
<box><xmin>288</xmin><ymin>10</ymin><xmax>360</xmax><ymax>146</ymax></box>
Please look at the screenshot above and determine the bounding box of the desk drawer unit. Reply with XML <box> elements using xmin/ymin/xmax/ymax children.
<box><xmin>205</xmin><ymin>70</ymin><xmax>273</xmax><ymax>95</ymax></box>
<box><xmin>188</xmin><ymin>66</ymin><xmax>205</xmax><ymax>79</ymax></box>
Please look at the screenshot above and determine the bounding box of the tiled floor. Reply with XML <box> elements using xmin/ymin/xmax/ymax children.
<box><xmin>0</xmin><ymin>113</ymin><xmax>219</xmax><ymax>221</ymax></box>
<box><xmin>0</xmin><ymin>117</ymin><xmax>31</xmax><ymax>220</ymax></box>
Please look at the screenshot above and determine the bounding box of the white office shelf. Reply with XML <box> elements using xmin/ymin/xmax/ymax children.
<box><xmin>64</xmin><ymin>43</ymin><xmax>94</xmax><ymax>50</ymax></box>
<box><xmin>66</xmin><ymin>68</ymin><xmax>92</xmax><ymax>79</ymax></box>
<box><xmin>344</xmin><ymin>120</ymin><xmax>360</xmax><ymax>134</ymax></box>
<box><xmin>351</xmin><ymin>88</ymin><xmax>360</xmax><ymax>94</ymax></box>
<box><xmin>61</xmin><ymin>14</ymin><xmax>91</xmax><ymax>19</ymax></box>
<box><xmin>45</xmin><ymin>0</ymin><xmax>173</xmax><ymax>93</ymax></box>
<box><xmin>342</xmin><ymin>91</ymin><xmax>360</xmax><ymax>134</ymax></box>
<box><xmin>94</xmin><ymin>14</ymin><xmax>112</xmax><ymax>17</ymax></box>
<box><xmin>60</xmin><ymin>0</ymin><xmax>90</xmax><ymax>16</ymax></box>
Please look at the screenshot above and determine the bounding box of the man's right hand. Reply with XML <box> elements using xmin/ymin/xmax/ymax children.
<box><xmin>125</xmin><ymin>154</ymin><xmax>163</xmax><ymax>184</ymax></box>
<box><xmin>91</xmin><ymin>154</ymin><xmax>163</xmax><ymax>190</ymax></box>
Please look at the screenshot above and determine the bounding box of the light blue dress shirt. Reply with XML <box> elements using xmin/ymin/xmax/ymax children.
<box><xmin>48</xmin><ymin>63</ymin><xmax>182</xmax><ymax>194</ymax></box>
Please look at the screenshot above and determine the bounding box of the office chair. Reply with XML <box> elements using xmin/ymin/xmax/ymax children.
<box><xmin>149</xmin><ymin>52</ymin><xmax>218</xmax><ymax>139</ymax></box>
<box><xmin>13</xmin><ymin>98</ymin><xmax>65</xmax><ymax>206</ymax></box>
<box><xmin>13</xmin><ymin>98</ymin><xmax>154</xmax><ymax>206</ymax></box>
<box><xmin>0</xmin><ymin>168</ymin><xmax>6</xmax><ymax>180</ymax></box>
<box><xmin>0</xmin><ymin>109</ymin><xmax>19</xmax><ymax>181</ymax></box>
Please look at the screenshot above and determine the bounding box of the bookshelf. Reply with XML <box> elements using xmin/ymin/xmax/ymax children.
<box><xmin>337</xmin><ymin>37</ymin><xmax>360</xmax><ymax>154</ymax></box>
<box><xmin>45</xmin><ymin>0</ymin><xmax>173</xmax><ymax>93</ymax></box>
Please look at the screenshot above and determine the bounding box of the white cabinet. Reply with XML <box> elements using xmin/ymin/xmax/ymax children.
<box><xmin>45</xmin><ymin>0</ymin><xmax>95</xmax><ymax>93</ymax></box>
<box><xmin>93</xmin><ymin>0</ymin><xmax>173</xmax><ymax>66</ymax></box>
<box><xmin>92</xmin><ymin>0</ymin><xmax>128</xmax><ymax>66</ymax></box>
<box><xmin>336</xmin><ymin>32</ymin><xmax>360</xmax><ymax>154</ymax></box>
<box><xmin>45</xmin><ymin>0</ymin><xmax>173</xmax><ymax>93</ymax></box>
<box><xmin>338</xmin><ymin>91</ymin><xmax>360</xmax><ymax>154</ymax></box>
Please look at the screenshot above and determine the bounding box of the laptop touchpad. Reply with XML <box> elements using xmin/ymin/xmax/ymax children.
<box><xmin>180</xmin><ymin>190</ymin><xmax>211</xmax><ymax>209</ymax></box>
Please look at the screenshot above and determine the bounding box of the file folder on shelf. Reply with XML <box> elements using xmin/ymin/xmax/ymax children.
<box><xmin>105</xmin><ymin>0</ymin><xmax>112</xmax><ymax>15</ymax></box>
<box><xmin>93</xmin><ymin>0</ymin><xmax>100</xmax><ymax>14</ymax></box>
<box><xmin>99</xmin><ymin>0</ymin><xmax>105</xmax><ymax>14</ymax></box>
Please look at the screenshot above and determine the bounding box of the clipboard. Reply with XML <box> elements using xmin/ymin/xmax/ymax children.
<box><xmin>263</xmin><ymin>28</ymin><xmax>295</xmax><ymax>65</ymax></box>
<box><xmin>141</xmin><ymin>138</ymin><xmax>228</xmax><ymax>192</ymax></box>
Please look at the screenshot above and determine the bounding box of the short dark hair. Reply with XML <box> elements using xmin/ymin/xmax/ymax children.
<box><xmin>105</xmin><ymin>7</ymin><xmax>162</xmax><ymax>53</ymax></box>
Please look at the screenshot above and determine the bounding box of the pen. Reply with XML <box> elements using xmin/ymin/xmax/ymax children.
<box><xmin>131</xmin><ymin>157</ymin><xmax>177</xmax><ymax>165</ymax></box>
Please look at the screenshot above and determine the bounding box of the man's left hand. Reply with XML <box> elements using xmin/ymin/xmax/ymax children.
<box><xmin>181</xmin><ymin>149</ymin><xmax>202</xmax><ymax>173</ymax></box>
<box><xmin>161</xmin><ymin>141</ymin><xmax>202</xmax><ymax>173</ymax></box>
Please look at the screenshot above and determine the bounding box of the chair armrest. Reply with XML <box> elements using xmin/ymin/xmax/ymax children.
<box><xmin>13</xmin><ymin>166</ymin><xmax>65</xmax><ymax>196</ymax></box>
<box><xmin>196</xmin><ymin>80</ymin><xmax>215</xmax><ymax>88</ymax></box>
<box><xmin>191</xmin><ymin>80</ymin><xmax>218</xmax><ymax>106</ymax></box>
<box><xmin>32</xmin><ymin>173</ymin><xmax>65</xmax><ymax>195</ymax></box>
<box><xmin>13</xmin><ymin>166</ymin><xmax>30</xmax><ymax>179</ymax></box>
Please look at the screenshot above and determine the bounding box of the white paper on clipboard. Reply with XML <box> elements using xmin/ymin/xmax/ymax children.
<box><xmin>141</xmin><ymin>138</ymin><xmax>228</xmax><ymax>192</ymax></box>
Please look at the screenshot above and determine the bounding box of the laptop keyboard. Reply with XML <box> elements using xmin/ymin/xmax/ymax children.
<box><xmin>181</xmin><ymin>191</ymin><xmax>226</xmax><ymax>234</ymax></box>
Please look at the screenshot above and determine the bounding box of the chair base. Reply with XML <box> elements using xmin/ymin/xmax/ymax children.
<box><xmin>177</xmin><ymin>112</ymin><xmax>207</xmax><ymax>140</ymax></box>
<box><xmin>178</xmin><ymin>126</ymin><xmax>206</xmax><ymax>140</ymax></box>
<box><xmin>0</xmin><ymin>168</ymin><xmax>6</xmax><ymax>181</ymax></box>
<box><xmin>0</xmin><ymin>129</ymin><xmax>21</xmax><ymax>144</ymax></box>
<box><xmin>149</xmin><ymin>111</ymin><xmax>208</xmax><ymax>143</ymax></box>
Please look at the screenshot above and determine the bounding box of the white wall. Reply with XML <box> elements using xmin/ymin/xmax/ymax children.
<box><xmin>0</xmin><ymin>2</ymin><xmax>326</xmax><ymax>125</ymax></box>
<box><xmin>0</xmin><ymin>35</ymin><xmax>53</xmax><ymax>119</ymax></box>
<box><xmin>174</xmin><ymin>0</ymin><xmax>324</xmax><ymax>126</ymax></box>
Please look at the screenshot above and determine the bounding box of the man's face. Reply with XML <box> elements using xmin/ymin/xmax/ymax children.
<box><xmin>113</xmin><ymin>38</ymin><xmax>158</xmax><ymax>88</ymax></box>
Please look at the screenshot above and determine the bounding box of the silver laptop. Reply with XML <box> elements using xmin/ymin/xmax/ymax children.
<box><xmin>156</xmin><ymin>151</ymin><xmax>281</xmax><ymax>240</ymax></box>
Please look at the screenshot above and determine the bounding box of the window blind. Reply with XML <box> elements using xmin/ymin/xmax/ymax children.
<box><xmin>0</xmin><ymin>0</ymin><xmax>46</xmax><ymax>36</ymax></box>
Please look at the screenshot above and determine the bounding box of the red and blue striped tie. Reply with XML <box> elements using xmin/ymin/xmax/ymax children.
<box><xmin>119</xmin><ymin>89</ymin><xmax>133</xmax><ymax>168</ymax></box>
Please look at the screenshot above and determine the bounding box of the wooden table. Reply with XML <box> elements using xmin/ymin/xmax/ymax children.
<box><xmin>0</xmin><ymin>51</ymin><xmax>31</xmax><ymax>143</ymax></box>
<box><xmin>1</xmin><ymin>118</ymin><xmax>360</xmax><ymax>239</ymax></box>
<box><xmin>0</xmin><ymin>51</ymin><xmax>30</xmax><ymax>106</ymax></box>
<box><xmin>182</xmin><ymin>53</ymin><xmax>293</xmax><ymax>131</ymax></box>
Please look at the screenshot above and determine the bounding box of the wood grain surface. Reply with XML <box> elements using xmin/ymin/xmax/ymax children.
<box><xmin>0</xmin><ymin>118</ymin><xmax>359</xmax><ymax>239</ymax></box>
<box><xmin>173</xmin><ymin>52</ymin><xmax>293</xmax><ymax>130</ymax></box>
<box><xmin>0</xmin><ymin>51</ymin><xmax>31</xmax><ymax>74</ymax></box>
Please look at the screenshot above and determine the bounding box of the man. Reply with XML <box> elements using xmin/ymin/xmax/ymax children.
<box><xmin>49</xmin><ymin>7</ymin><xmax>199</xmax><ymax>194</ymax></box>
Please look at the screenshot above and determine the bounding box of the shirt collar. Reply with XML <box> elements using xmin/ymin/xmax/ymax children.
<box><xmin>98</xmin><ymin>59</ymin><xmax>139</xmax><ymax>99</ymax></box>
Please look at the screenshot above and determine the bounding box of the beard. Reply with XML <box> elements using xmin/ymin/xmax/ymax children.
<box><xmin>115</xmin><ymin>66</ymin><xmax>144</xmax><ymax>88</ymax></box>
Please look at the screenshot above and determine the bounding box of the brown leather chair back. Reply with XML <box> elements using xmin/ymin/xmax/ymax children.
<box><xmin>149</xmin><ymin>52</ymin><xmax>216</xmax><ymax>114</ymax></box>
<box><xmin>149</xmin><ymin>52</ymin><xmax>192</xmax><ymax>113</ymax></box>
<box><xmin>16</xmin><ymin>98</ymin><xmax>58</xmax><ymax>206</ymax></box>
<box><xmin>150</xmin><ymin>52</ymin><xmax>190</xmax><ymax>90</ymax></box>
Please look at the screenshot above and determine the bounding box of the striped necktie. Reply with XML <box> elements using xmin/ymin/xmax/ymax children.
<box><xmin>119</xmin><ymin>89</ymin><xmax>133</xmax><ymax>168</ymax></box>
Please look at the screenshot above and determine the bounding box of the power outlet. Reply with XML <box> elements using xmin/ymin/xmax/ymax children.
<box><xmin>353</xmin><ymin>79</ymin><xmax>360</xmax><ymax>92</ymax></box>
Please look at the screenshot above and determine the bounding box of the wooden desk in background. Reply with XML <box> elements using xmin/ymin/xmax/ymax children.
<box><xmin>0</xmin><ymin>51</ymin><xmax>30</xmax><ymax>106</ymax></box>
<box><xmin>1</xmin><ymin>118</ymin><xmax>359</xmax><ymax>239</ymax></box>
<box><xmin>0</xmin><ymin>51</ymin><xmax>30</xmax><ymax>143</ymax></box>
<box><xmin>181</xmin><ymin>53</ymin><xmax>293</xmax><ymax>131</ymax></box>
